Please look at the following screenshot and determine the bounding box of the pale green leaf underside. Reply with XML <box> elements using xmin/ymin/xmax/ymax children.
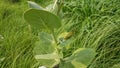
<box><xmin>38</xmin><ymin>32</ymin><xmax>53</xmax><ymax>43</ymax></box>
<box><xmin>59</xmin><ymin>62</ymin><xmax>74</xmax><ymax>68</ymax></box>
<box><xmin>34</xmin><ymin>32</ymin><xmax>55</xmax><ymax>54</ymax></box>
<box><xmin>33</xmin><ymin>42</ymin><xmax>57</xmax><ymax>67</ymax></box>
<box><xmin>64</xmin><ymin>48</ymin><xmax>96</xmax><ymax>68</ymax></box>
<box><xmin>33</xmin><ymin>41</ymin><xmax>55</xmax><ymax>55</ymax></box>
<box><xmin>71</xmin><ymin>60</ymin><xmax>87</xmax><ymax>68</ymax></box>
<box><xmin>28</xmin><ymin>1</ymin><xmax>44</xmax><ymax>10</ymax></box>
<box><xmin>71</xmin><ymin>48</ymin><xmax>96</xmax><ymax>65</ymax></box>
<box><xmin>24</xmin><ymin>9</ymin><xmax>61</xmax><ymax>30</ymax></box>
<box><xmin>33</xmin><ymin>32</ymin><xmax>58</xmax><ymax>67</ymax></box>
<box><xmin>38</xmin><ymin>59</ymin><xmax>56</xmax><ymax>67</ymax></box>
<box><xmin>35</xmin><ymin>53</ymin><xmax>59</xmax><ymax>60</ymax></box>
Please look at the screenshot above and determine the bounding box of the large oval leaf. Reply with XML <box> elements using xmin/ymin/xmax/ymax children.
<box><xmin>59</xmin><ymin>62</ymin><xmax>74</xmax><ymax>68</ymax></box>
<box><xmin>71</xmin><ymin>60</ymin><xmax>87</xmax><ymax>68</ymax></box>
<box><xmin>71</xmin><ymin>48</ymin><xmax>96</xmax><ymax>66</ymax></box>
<box><xmin>35</xmin><ymin>53</ymin><xmax>59</xmax><ymax>60</ymax></box>
<box><xmin>24</xmin><ymin>9</ymin><xmax>61</xmax><ymax>31</ymax></box>
<box><xmin>33</xmin><ymin>32</ymin><xmax>56</xmax><ymax>56</ymax></box>
<box><xmin>33</xmin><ymin>32</ymin><xmax>59</xmax><ymax>67</ymax></box>
<box><xmin>63</xmin><ymin>48</ymin><xmax>96</xmax><ymax>68</ymax></box>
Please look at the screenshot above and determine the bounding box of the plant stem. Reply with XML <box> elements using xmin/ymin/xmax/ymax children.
<box><xmin>53</xmin><ymin>0</ymin><xmax>64</xmax><ymax>15</ymax></box>
<box><xmin>53</xmin><ymin>0</ymin><xmax>58</xmax><ymax>10</ymax></box>
<box><xmin>51</xmin><ymin>30</ymin><xmax>61</xmax><ymax>68</ymax></box>
<box><xmin>57</xmin><ymin>0</ymin><xmax>64</xmax><ymax>15</ymax></box>
<box><xmin>51</xmin><ymin>29</ymin><xmax>58</xmax><ymax>45</ymax></box>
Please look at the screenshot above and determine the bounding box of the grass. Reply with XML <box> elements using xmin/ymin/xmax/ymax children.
<box><xmin>60</xmin><ymin>0</ymin><xmax>120</xmax><ymax>68</ymax></box>
<box><xmin>0</xmin><ymin>1</ymin><xmax>37</xmax><ymax>68</ymax></box>
<box><xmin>0</xmin><ymin>0</ymin><xmax>120</xmax><ymax>68</ymax></box>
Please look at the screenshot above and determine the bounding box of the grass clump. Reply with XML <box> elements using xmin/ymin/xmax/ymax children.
<box><xmin>61</xmin><ymin>0</ymin><xmax>120</xmax><ymax>68</ymax></box>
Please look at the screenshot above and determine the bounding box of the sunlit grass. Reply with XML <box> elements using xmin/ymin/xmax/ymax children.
<box><xmin>61</xmin><ymin>0</ymin><xmax>120</xmax><ymax>68</ymax></box>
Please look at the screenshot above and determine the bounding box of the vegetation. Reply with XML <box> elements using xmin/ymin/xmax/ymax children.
<box><xmin>0</xmin><ymin>0</ymin><xmax>120</xmax><ymax>68</ymax></box>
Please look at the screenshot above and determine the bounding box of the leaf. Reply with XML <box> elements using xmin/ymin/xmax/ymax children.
<box><xmin>71</xmin><ymin>60</ymin><xmax>87</xmax><ymax>68</ymax></box>
<box><xmin>46</xmin><ymin>4</ymin><xmax>58</xmax><ymax>15</ymax></box>
<box><xmin>28</xmin><ymin>1</ymin><xmax>44</xmax><ymax>10</ymax></box>
<box><xmin>38</xmin><ymin>32</ymin><xmax>53</xmax><ymax>43</ymax></box>
<box><xmin>59</xmin><ymin>61</ymin><xmax>75</xmax><ymax>68</ymax></box>
<box><xmin>33</xmin><ymin>32</ymin><xmax>55</xmax><ymax>55</ymax></box>
<box><xmin>24</xmin><ymin>9</ymin><xmax>61</xmax><ymax>31</ymax></box>
<box><xmin>38</xmin><ymin>59</ymin><xmax>56</xmax><ymax>67</ymax></box>
<box><xmin>33</xmin><ymin>32</ymin><xmax>59</xmax><ymax>67</ymax></box>
<box><xmin>64</xmin><ymin>48</ymin><xmax>96</xmax><ymax>68</ymax></box>
<box><xmin>46</xmin><ymin>3</ymin><xmax>63</xmax><ymax>18</ymax></box>
<box><xmin>46</xmin><ymin>4</ymin><xmax>54</xmax><ymax>11</ymax></box>
<box><xmin>72</xmin><ymin>48</ymin><xmax>96</xmax><ymax>65</ymax></box>
<box><xmin>38</xmin><ymin>66</ymin><xmax>47</xmax><ymax>68</ymax></box>
<box><xmin>35</xmin><ymin>53</ymin><xmax>59</xmax><ymax>60</ymax></box>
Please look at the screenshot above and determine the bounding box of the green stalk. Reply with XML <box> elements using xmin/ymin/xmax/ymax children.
<box><xmin>53</xmin><ymin>0</ymin><xmax>64</xmax><ymax>16</ymax></box>
<box><xmin>57</xmin><ymin>0</ymin><xmax>64</xmax><ymax>15</ymax></box>
<box><xmin>51</xmin><ymin>29</ymin><xmax>61</xmax><ymax>68</ymax></box>
<box><xmin>51</xmin><ymin>29</ymin><xmax>58</xmax><ymax>45</ymax></box>
<box><xmin>51</xmin><ymin>1</ymin><xmax>64</xmax><ymax>68</ymax></box>
<box><xmin>53</xmin><ymin>0</ymin><xmax>58</xmax><ymax>10</ymax></box>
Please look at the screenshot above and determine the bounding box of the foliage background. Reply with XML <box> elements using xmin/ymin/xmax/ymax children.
<box><xmin>0</xmin><ymin>0</ymin><xmax>120</xmax><ymax>68</ymax></box>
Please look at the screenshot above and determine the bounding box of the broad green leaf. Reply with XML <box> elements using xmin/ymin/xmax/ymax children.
<box><xmin>33</xmin><ymin>40</ymin><xmax>54</xmax><ymax>54</ymax></box>
<box><xmin>24</xmin><ymin>9</ymin><xmax>61</xmax><ymax>31</ymax></box>
<box><xmin>59</xmin><ymin>61</ymin><xmax>75</xmax><ymax>68</ymax></box>
<box><xmin>34</xmin><ymin>53</ymin><xmax>59</xmax><ymax>67</ymax></box>
<box><xmin>65</xmin><ymin>48</ymin><xmax>96</xmax><ymax>67</ymax></box>
<box><xmin>28</xmin><ymin>1</ymin><xmax>44</xmax><ymax>10</ymax></box>
<box><xmin>72</xmin><ymin>48</ymin><xmax>96</xmax><ymax>66</ymax></box>
<box><xmin>71</xmin><ymin>60</ymin><xmax>87</xmax><ymax>68</ymax></box>
<box><xmin>38</xmin><ymin>32</ymin><xmax>53</xmax><ymax>43</ymax></box>
<box><xmin>33</xmin><ymin>32</ymin><xmax>55</xmax><ymax>55</ymax></box>
<box><xmin>38</xmin><ymin>59</ymin><xmax>56</xmax><ymax>67</ymax></box>
<box><xmin>33</xmin><ymin>32</ymin><xmax>59</xmax><ymax>67</ymax></box>
<box><xmin>35</xmin><ymin>52</ymin><xmax>59</xmax><ymax>60</ymax></box>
